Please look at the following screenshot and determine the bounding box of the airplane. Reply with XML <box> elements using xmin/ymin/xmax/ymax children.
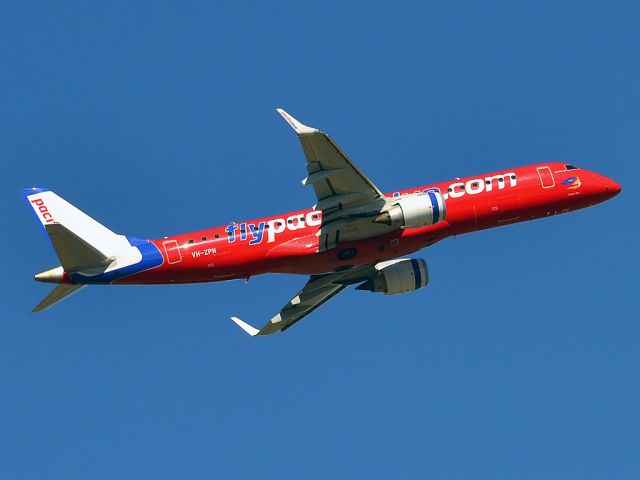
<box><xmin>23</xmin><ymin>109</ymin><xmax>621</xmax><ymax>336</ymax></box>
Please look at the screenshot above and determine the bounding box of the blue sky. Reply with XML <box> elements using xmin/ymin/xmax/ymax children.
<box><xmin>2</xmin><ymin>1</ymin><xmax>639</xmax><ymax>478</ymax></box>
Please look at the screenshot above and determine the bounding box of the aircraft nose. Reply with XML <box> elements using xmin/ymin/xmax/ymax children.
<box><xmin>603</xmin><ymin>176</ymin><xmax>622</xmax><ymax>197</ymax></box>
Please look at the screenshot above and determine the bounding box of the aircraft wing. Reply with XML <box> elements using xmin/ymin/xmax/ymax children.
<box><xmin>277</xmin><ymin>109</ymin><xmax>391</xmax><ymax>251</ymax></box>
<box><xmin>231</xmin><ymin>265</ymin><xmax>376</xmax><ymax>336</ymax></box>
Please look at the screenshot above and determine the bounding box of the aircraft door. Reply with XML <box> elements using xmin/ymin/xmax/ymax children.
<box><xmin>537</xmin><ymin>166</ymin><xmax>555</xmax><ymax>188</ymax></box>
<box><xmin>162</xmin><ymin>239</ymin><xmax>182</xmax><ymax>264</ymax></box>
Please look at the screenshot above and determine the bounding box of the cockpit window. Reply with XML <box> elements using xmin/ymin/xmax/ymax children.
<box><xmin>565</xmin><ymin>164</ymin><xmax>579</xmax><ymax>170</ymax></box>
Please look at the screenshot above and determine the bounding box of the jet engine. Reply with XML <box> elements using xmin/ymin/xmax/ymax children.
<box><xmin>373</xmin><ymin>191</ymin><xmax>446</xmax><ymax>229</ymax></box>
<box><xmin>356</xmin><ymin>258</ymin><xmax>428</xmax><ymax>295</ymax></box>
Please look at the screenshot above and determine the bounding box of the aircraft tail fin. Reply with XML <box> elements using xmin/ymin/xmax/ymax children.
<box><xmin>33</xmin><ymin>284</ymin><xmax>85</xmax><ymax>312</ymax></box>
<box><xmin>22</xmin><ymin>188</ymin><xmax>132</xmax><ymax>272</ymax></box>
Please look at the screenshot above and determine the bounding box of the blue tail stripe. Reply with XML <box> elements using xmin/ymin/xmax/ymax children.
<box><xmin>69</xmin><ymin>241</ymin><xmax>163</xmax><ymax>284</ymax></box>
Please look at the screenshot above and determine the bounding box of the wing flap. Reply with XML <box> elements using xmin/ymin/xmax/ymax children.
<box><xmin>230</xmin><ymin>264</ymin><xmax>377</xmax><ymax>336</ymax></box>
<box><xmin>302</xmin><ymin>168</ymin><xmax>345</xmax><ymax>186</ymax></box>
<box><xmin>314</xmin><ymin>192</ymin><xmax>364</xmax><ymax>211</ymax></box>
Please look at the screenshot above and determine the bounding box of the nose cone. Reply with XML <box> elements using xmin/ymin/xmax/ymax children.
<box><xmin>605</xmin><ymin>177</ymin><xmax>622</xmax><ymax>197</ymax></box>
<box><xmin>591</xmin><ymin>172</ymin><xmax>621</xmax><ymax>200</ymax></box>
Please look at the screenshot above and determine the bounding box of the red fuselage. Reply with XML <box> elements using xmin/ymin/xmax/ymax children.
<box><xmin>117</xmin><ymin>162</ymin><xmax>620</xmax><ymax>285</ymax></box>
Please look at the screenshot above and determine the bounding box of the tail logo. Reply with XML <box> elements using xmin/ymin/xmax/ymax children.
<box><xmin>30</xmin><ymin>198</ymin><xmax>57</xmax><ymax>224</ymax></box>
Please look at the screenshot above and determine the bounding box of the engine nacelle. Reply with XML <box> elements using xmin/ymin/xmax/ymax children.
<box><xmin>374</xmin><ymin>192</ymin><xmax>446</xmax><ymax>229</ymax></box>
<box><xmin>356</xmin><ymin>258</ymin><xmax>429</xmax><ymax>295</ymax></box>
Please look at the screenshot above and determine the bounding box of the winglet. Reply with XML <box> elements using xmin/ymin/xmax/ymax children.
<box><xmin>276</xmin><ymin>109</ymin><xmax>319</xmax><ymax>134</ymax></box>
<box><xmin>230</xmin><ymin>316</ymin><xmax>260</xmax><ymax>336</ymax></box>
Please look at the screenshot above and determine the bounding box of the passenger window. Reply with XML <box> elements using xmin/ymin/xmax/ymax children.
<box><xmin>188</xmin><ymin>239</ymin><xmax>194</xmax><ymax>244</ymax></box>
<box><xmin>201</xmin><ymin>237</ymin><xmax>207</xmax><ymax>241</ymax></box>
<box><xmin>215</xmin><ymin>234</ymin><xmax>220</xmax><ymax>238</ymax></box>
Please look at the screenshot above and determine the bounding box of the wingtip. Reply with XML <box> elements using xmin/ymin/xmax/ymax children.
<box><xmin>276</xmin><ymin>108</ymin><xmax>319</xmax><ymax>134</ymax></box>
<box><xmin>230</xmin><ymin>316</ymin><xmax>260</xmax><ymax>336</ymax></box>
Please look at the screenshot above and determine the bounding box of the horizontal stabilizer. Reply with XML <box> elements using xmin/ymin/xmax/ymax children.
<box><xmin>45</xmin><ymin>223</ymin><xmax>112</xmax><ymax>272</ymax></box>
<box><xmin>33</xmin><ymin>284</ymin><xmax>85</xmax><ymax>312</ymax></box>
